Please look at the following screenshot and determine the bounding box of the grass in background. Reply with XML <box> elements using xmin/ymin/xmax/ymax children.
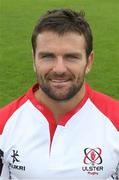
<box><xmin>0</xmin><ymin>0</ymin><xmax>119</xmax><ymax>107</ymax></box>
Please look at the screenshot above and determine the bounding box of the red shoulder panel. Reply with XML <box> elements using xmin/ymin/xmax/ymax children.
<box><xmin>89</xmin><ymin>88</ymin><xmax>119</xmax><ymax>131</ymax></box>
<box><xmin>0</xmin><ymin>95</ymin><xmax>28</xmax><ymax>134</ymax></box>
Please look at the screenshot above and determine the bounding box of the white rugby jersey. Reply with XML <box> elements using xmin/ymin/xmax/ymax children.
<box><xmin>0</xmin><ymin>83</ymin><xmax>119</xmax><ymax>180</ymax></box>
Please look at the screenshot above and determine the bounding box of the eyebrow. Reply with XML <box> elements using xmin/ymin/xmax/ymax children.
<box><xmin>38</xmin><ymin>52</ymin><xmax>82</xmax><ymax>58</ymax></box>
<box><xmin>38</xmin><ymin>52</ymin><xmax>55</xmax><ymax>57</ymax></box>
<box><xmin>64</xmin><ymin>53</ymin><xmax>82</xmax><ymax>58</ymax></box>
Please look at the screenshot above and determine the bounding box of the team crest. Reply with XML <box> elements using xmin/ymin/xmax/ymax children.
<box><xmin>82</xmin><ymin>147</ymin><xmax>103</xmax><ymax>176</ymax></box>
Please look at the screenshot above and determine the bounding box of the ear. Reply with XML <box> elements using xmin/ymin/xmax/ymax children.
<box><xmin>32</xmin><ymin>50</ymin><xmax>36</xmax><ymax>72</ymax></box>
<box><xmin>85</xmin><ymin>51</ymin><xmax>94</xmax><ymax>74</ymax></box>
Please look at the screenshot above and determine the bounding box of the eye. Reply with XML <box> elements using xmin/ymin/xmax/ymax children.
<box><xmin>39</xmin><ymin>53</ymin><xmax>55</xmax><ymax>60</ymax></box>
<box><xmin>42</xmin><ymin>54</ymin><xmax>53</xmax><ymax>59</ymax></box>
<box><xmin>65</xmin><ymin>53</ymin><xmax>82</xmax><ymax>61</ymax></box>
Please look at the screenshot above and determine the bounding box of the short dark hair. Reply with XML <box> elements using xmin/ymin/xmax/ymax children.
<box><xmin>31</xmin><ymin>8</ymin><xmax>93</xmax><ymax>57</ymax></box>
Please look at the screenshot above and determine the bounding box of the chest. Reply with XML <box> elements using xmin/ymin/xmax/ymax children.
<box><xmin>4</xmin><ymin>109</ymin><xmax>119</xmax><ymax>179</ymax></box>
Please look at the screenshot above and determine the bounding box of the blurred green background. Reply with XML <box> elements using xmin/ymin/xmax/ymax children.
<box><xmin>0</xmin><ymin>0</ymin><xmax>119</xmax><ymax>107</ymax></box>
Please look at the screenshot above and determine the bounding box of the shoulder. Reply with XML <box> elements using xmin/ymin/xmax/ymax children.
<box><xmin>0</xmin><ymin>84</ymin><xmax>39</xmax><ymax>134</ymax></box>
<box><xmin>90</xmin><ymin>88</ymin><xmax>119</xmax><ymax>112</ymax></box>
<box><xmin>87</xmin><ymin>84</ymin><xmax>119</xmax><ymax>130</ymax></box>
<box><xmin>0</xmin><ymin>94</ymin><xmax>28</xmax><ymax>135</ymax></box>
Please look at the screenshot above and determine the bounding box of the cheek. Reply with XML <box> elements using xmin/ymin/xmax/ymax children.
<box><xmin>35</xmin><ymin>63</ymin><xmax>51</xmax><ymax>77</ymax></box>
<box><xmin>74</xmin><ymin>68</ymin><xmax>87</xmax><ymax>82</ymax></box>
<box><xmin>74</xmin><ymin>64</ymin><xmax>87</xmax><ymax>75</ymax></box>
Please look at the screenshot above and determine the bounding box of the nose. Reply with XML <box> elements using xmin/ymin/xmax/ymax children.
<box><xmin>52</xmin><ymin>56</ymin><xmax>67</xmax><ymax>74</ymax></box>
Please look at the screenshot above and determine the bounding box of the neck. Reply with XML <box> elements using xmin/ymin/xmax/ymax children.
<box><xmin>34</xmin><ymin>83</ymin><xmax>86</xmax><ymax>124</ymax></box>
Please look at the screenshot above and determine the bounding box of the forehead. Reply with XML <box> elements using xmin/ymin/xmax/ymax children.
<box><xmin>36</xmin><ymin>31</ymin><xmax>86</xmax><ymax>53</ymax></box>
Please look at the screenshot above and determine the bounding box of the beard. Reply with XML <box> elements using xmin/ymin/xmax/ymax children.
<box><xmin>36</xmin><ymin>71</ymin><xmax>85</xmax><ymax>102</ymax></box>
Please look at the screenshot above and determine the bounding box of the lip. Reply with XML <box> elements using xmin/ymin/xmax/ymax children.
<box><xmin>49</xmin><ymin>79</ymin><xmax>71</xmax><ymax>87</ymax></box>
<box><xmin>51</xmin><ymin>79</ymin><xmax>69</xmax><ymax>83</ymax></box>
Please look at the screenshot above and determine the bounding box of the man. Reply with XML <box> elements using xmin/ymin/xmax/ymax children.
<box><xmin>0</xmin><ymin>8</ymin><xmax>119</xmax><ymax>179</ymax></box>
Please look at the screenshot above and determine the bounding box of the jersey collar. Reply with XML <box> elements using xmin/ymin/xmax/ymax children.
<box><xmin>26</xmin><ymin>83</ymin><xmax>90</xmax><ymax>126</ymax></box>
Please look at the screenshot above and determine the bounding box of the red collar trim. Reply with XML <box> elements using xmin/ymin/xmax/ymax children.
<box><xmin>26</xmin><ymin>84</ymin><xmax>55</xmax><ymax>124</ymax></box>
<box><xmin>26</xmin><ymin>83</ymin><xmax>90</xmax><ymax>146</ymax></box>
<box><xmin>26</xmin><ymin>83</ymin><xmax>90</xmax><ymax>126</ymax></box>
<box><xmin>58</xmin><ymin>84</ymin><xmax>89</xmax><ymax>126</ymax></box>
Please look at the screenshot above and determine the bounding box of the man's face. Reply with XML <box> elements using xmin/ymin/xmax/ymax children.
<box><xmin>33</xmin><ymin>31</ymin><xmax>93</xmax><ymax>101</ymax></box>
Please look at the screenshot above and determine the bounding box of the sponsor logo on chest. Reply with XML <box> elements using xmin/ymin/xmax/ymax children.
<box><xmin>9</xmin><ymin>149</ymin><xmax>26</xmax><ymax>171</ymax></box>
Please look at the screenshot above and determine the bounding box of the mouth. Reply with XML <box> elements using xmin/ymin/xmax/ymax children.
<box><xmin>51</xmin><ymin>79</ymin><xmax>69</xmax><ymax>83</ymax></box>
<box><xmin>49</xmin><ymin>78</ymin><xmax>71</xmax><ymax>87</ymax></box>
